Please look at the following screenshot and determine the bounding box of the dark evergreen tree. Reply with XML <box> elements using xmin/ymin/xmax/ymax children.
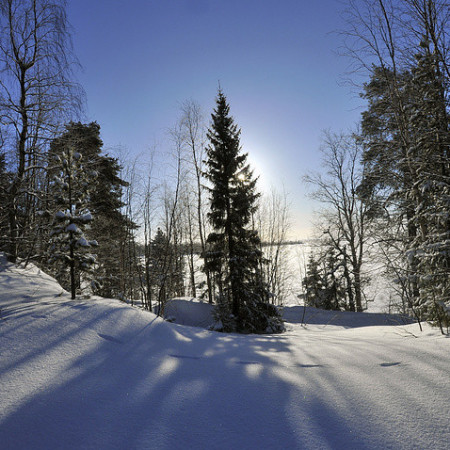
<box><xmin>323</xmin><ymin>247</ymin><xmax>346</xmax><ymax>311</ymax></box>
<box><xmin>204</xmin><ymin>90</ymin><xmax>283</xmax><ymax>333</ymax></box>
<box><xmin>48</xmin><ymin>122</ymin><xmax>132</xmax><ymax>300</ymax></box>
<box><xmin>359</xmin><ymin>66</ymin><xmax>422</xmax><ymax>314</ymax></box>
<box><xmin>303</xmin><ymin>253</ymin><xmax>325</xmax><ymax>308</ymax></box>
<box><xmin>303</xmin><ymin>248</ymin><xmax>346</xmax><ymax>311</ymax></box>
<box><xmin>407</xmin><ymin>41</ymin><xmax>450</xmax><ymax>330</ymax></box>
<box><xmin>359</xmin><ymin>44</ymin><xmax>450</xmax><ymax>330</ymax></box>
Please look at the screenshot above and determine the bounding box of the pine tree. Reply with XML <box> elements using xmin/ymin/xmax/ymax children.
<box><xmin>407</xmin><ymin>41</ymin><xmax>450</xmax><ymax>330</ymax></box>
<box><xmin>359</xmin><ymin>66</ymin><xmax>422</xmax><ymax>313</ymax></box>
<box><xmin>359</xmin><ymin>46</ymin><xmax>450</xmax><ymax>330</ymax></box>
<box><xmin>204</xmin><ymin>90</ymin><xmax>283</xmax><ymax>333</ymax></box>
<box><xmin>343</xmin><ymin>0</ymin><xmax>450</xmax><ymax>331</ymax></box>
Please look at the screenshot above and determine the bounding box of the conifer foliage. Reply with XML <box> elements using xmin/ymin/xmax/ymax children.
<box><xmin>50</xmin><ymin>123</ymin><xmax>132</xmax><ymax>299</ymax></box>
<box><xmin>204</xmin><ymin>90</ymin><xmax>283</xmax><ymax>333</ymax></box>
<box><xmin>359</xmin><ymin>45</ymin><xmax>450</xmax><ymax>330</ymax></box>
<box><xmin>349</xmin><ymin>0</ymin><xmax>450</xmax><ymax>331</ymax></box>
<box><xmin>407</xmin><ymin>41</ymin><xmax>450</xmax><ymax>328</ymax></box>
<box><xmin>48</xmin><ymin>138</ymin><xmax>98</xmax><ymax>299</ymax></box>
<box><xmin>303</xmin><ymin>248</ymin><xmax>346</xmax><ymax>311</ymax></box>
<box><xmin>46</xmin><ymin>122</ymin><xmax>136</xmax><ymax>301</ymax></box>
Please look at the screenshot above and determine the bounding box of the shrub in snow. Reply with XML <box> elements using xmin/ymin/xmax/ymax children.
<box><xmin>238</xmin><ymin>298</ymin><xmax>285</xmax><ymax>334</ymax></box>
<box><xmin>212</xmin><ymin>291</ymin><xmax>284</xmax><ymax>334</ymax></box>
<box><xmin>212</xmin><ymin>294</ymin><xmax>237</xmax><ymax>332</ymax></box>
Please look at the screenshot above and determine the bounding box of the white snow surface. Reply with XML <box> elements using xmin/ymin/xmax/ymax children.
<box><xmin>1</xmin><ymin>257</ymin><xmax>449</xmax><ymax>449</ymax></box>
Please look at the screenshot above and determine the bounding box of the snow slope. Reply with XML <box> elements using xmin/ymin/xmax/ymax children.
<box><xmin>1</xmin><ymin>258</ymin><xmax>449</xmax><ymax>449</ymax></box>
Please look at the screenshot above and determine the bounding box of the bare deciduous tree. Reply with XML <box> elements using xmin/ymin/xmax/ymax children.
<box><xmin>304</xmin><ymin>131</ymin><xmax>371</xmax><ymax>312</ymax></box>
<box><xmin>179</xmin><ymin>100</ymin><xmax>213</xmax><ymax>303</ymax></box>
<box><xmin>140</xmin><ymin>152</ymin><xmax>158</xmax><ymax>311</ymax></box>
<box><xmin>256</xmin><ymin>187</ymin><xmax>292</xmax><ymax>305</ymax></box>
<box><xmin>154</xmin><ymin>122</ymin><xmax>187</xmax><ymax>314</ymax></box>
<box><xmin>0</xmin><ymin>0</ymin><xmax>84</xmax><ymax>261</ymax></box>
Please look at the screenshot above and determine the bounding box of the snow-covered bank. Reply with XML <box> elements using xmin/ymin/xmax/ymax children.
<box><xmin>1</xmin><ymin>259</ymin><xmax>449</xmax><ymax>449</ymax></box>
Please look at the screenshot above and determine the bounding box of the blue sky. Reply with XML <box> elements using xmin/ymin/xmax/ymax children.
<box><xmin>67</xmin><ymin>0</ymin><xmax>364</xmax><ymax>238</ymax></box>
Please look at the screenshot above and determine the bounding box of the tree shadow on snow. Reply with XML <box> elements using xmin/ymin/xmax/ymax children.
<box><xmin>0</xmin><ymin>299</ymin><xmax>448</xmax><ymax>450</ymax></box>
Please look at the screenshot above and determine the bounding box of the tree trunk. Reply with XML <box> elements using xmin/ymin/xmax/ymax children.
<box><xmin>70</xmin><ymin>237</ymin><xmax>76</xmax><ymax>300</ymax></box>
<box><xmin>342</xmin><ymin>248</ymin><xmax>355</xmax><ymax>311</ymax></box>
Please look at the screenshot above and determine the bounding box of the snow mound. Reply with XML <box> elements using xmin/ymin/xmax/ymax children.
<box><xmin>282</xmin><ymin>305</ymin><xmax>413</xmax><ymax>328</ymax></box>
<box><xmin>158</xmin><ymin>298</ymin><xmax>413</xmax><ymax>330</ymax></box>
<box><xmin>156</xmin><ymin>297</ymin><xmax>215</xmax><ymax>328</ymax></box>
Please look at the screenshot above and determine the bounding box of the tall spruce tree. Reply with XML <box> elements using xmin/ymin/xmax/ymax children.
<box><xmin>204</xmin><ymin>90</ymin><xmax>283</xmax><ymax>333</ymax></box>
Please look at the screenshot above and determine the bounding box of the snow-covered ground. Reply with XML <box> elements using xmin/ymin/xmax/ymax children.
<box><xmin>1</xmin><ymin>257</ymin><xmax>449</xmax><ymax>449</ymax></box>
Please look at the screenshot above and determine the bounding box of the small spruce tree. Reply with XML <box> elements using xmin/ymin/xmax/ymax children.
<box><xmin>303</xmin><ymin>249</ymin><xmax>345</xmax><ymax>311</ymax></box>
<box><xmin>48</xmin><ymin>144</ymin><xmax>98</xmax><ymax>299</ymax></box>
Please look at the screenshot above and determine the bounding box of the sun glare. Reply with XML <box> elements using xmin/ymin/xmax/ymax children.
<box><xmin>237</xmin><ymin>172</ymin><xmax>247</xmax><ymax>182</ymax></box>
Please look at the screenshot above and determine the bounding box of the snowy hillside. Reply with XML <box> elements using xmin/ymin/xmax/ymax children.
<box><xmin>0</xmin><ymin>257</ymin><xmax>449</xmax><ymax>449</ymax></box>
